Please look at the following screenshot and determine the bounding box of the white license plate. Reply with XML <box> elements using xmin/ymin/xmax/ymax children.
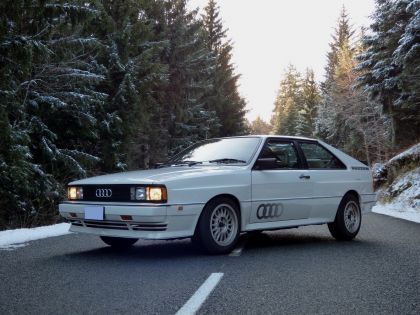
<box><xmin>84</xmin><ymin>207</ymin><xmax>104</xmax><ymax>220</ymax></box>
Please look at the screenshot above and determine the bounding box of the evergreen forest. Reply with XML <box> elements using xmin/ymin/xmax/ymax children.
<box><xmin>271</xmin><ymin>1</ymin><xmax>419</xmax><ymax>165</ymax></box>
<box><xmin>0</xmin><ymin>0</ymin><xmax>247</xmax><ymax>228</ymax></box>
<box><xmin>1</xmin><ymin>0</ymin><xmax>419</xmax><ymax>229</ymax></box>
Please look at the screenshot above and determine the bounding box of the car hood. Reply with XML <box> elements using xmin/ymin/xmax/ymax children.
<box><xmin>69</xmin><ymin>165</ymin><xmax>248</xmax><ymax>185</ymax></box>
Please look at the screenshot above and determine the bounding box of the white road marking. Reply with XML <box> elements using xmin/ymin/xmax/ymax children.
<box><xmin>229</xmin><ymin>235</ymin><xmax>249</xmax><ymax>257</ymax></box>
<box><xmin>175</xmin><ymin>273</ymin><xmax>224</xmax><ymax>315</ymax></box>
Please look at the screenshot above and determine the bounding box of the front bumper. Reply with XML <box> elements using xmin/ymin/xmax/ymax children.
<box><xmin>59</xmin><ymin>202</ymin><xmax>202</xmax><ymax>239</ymax></box>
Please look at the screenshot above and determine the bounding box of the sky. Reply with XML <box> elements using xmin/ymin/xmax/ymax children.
<box><xmin>187</xmin><ymin>0</ymin><xmax>376</xmax><ymax>122</ymax></box>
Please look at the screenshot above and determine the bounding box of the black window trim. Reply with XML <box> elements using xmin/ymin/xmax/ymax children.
<box><xmin>253</xmin><ymin>137</ymin><xmax>305</xmax><ymax>170</ymax></box>
<box><xmin>296</xmin><ymin>140</ymin><xmax>347</xmax><ymax>170</ymax></box>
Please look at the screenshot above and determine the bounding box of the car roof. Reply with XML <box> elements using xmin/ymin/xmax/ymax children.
<box><xmin>217</xmin><ymin>135</ymin><xmax>368</xmax><ymax>169</ymax></box>
<box><xmin>225</xmin><ymin>135</ymin><xmax>317</xmax><ymax>141</ymax></box>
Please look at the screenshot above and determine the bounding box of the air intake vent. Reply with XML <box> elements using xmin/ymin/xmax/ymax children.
<box><xmin>69</xmin><ymin>219</ymin><xmax>167</xmax><ymax>231</ymax></box>
<box><xmin>351</xmin><ymin>166</ymin><xmax>369</xmax><ymax>171</ymax></box>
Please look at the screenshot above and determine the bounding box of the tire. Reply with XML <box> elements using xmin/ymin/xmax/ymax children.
<box><xmin>195</xmin><ymin>197</ymin><xmax>240</xmax><ymax>254</ymax></box>
<box><xmin>328</xmin><ymin>194</ymin><xmax>361</xmax><ymax>241</ymax></box>
<box><xmin>100</xmin><ymin>236</ymin><xmax>138</xmax><ymax>247</ymax></box>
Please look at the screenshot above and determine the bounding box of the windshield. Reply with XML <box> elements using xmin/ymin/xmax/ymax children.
<box><xmin>168</xmin><ymin>137</ymin><xmax>261</xmax><ymax>165</ymax></box>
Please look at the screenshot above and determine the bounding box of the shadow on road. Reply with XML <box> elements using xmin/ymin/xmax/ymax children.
<box><xmin>60</xmin><ymin>239</ymin><xmax>205</xmax><ymax>261</ymax></box>
<box><xmin>44</xmin><ymin>229</ymin><xmax>381</xmax><ymax>266</ymax></box>
<box><xmin>244</xmin><ymin>230</ymin><xmax>376</xmax><ymax>253</ymax></box>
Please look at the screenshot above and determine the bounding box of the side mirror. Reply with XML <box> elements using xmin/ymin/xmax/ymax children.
<box><xmin>254</xmin><ymin>158</ymin><xmax>277</xmax><ymax>170</ymax></box>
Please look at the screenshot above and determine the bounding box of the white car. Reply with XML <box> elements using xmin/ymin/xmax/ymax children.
<box><xmin>59</xmin><ymin>136</ymin><xmax>376</xmax><ymax>254</ymax></box>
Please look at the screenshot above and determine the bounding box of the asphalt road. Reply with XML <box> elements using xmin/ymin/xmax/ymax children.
<box><xmin>1</xmin><ymin>213</ymin><xmax>419</xmax><ymax>315</ymax></box>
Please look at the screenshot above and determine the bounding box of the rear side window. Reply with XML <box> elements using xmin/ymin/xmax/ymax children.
<box><xmin>259</xmin><ymin>140</ymin><xmax>300</xmax><ymax>169</ymax></box>
<box><xmin>299</xmin><ymin>142</ymin><xmax>346</xmax><ymax>169</ymax></box>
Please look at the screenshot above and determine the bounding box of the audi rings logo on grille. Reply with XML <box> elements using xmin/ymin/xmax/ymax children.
<box><xmin>95</xmin><ymin>189</ymin><xmax>112</xmax><ymax>198</ymax></box>
<box><xmin>256</xmin><ymin>203</ymin><xmax>283</xmax><ymax>219</ymax></box>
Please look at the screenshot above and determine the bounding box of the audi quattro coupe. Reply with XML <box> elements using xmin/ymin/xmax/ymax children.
<box><xmin>59</xmin><ymin>136</ymin><xmax>376</xmax><ymax>254</ymax></box>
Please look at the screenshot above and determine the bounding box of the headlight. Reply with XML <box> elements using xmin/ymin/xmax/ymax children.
<box><xmin>148</xmin><ymin>187</ymin><xmax>164</xmax><ymax>201</ymax></box>
<box><xmin>131</xmin><ymin>187</ymin><xmax>146</xmax><ymax>200</ymax></box>
<box><xmin>68</xmin><ymin>186</ymin><xmax>83</xmax><ymax>200</ymax></box>
<box><xmin>130</xmin><ymin>186</ymin><xmax>167</xmax><ymax>202</ymax></box>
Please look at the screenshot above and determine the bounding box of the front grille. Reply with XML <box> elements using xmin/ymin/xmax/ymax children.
<box><xmin>69</xmin><ymin>219</ymin><xmax>167</xmax><ymax>232</ymax></box>
<box><xmin>79</xmin><ymin>185</ymin><xmax>132</xmax><ymax>202</ymax></box>
<box><xmin>68</xmin><ymin>184</ymin><xmax>166</xmax><ymax>203</ymax></box>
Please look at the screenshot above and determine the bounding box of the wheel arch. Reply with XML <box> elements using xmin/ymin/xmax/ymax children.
<box><xmin>193</xmin><ymin>193</ymin><xmax>242</xmax><ymax>236</ymax></box>
<box><xmin>343</xmin><ymin>190</ymin><xmax>361</xmax><ymax>206</ymax></box>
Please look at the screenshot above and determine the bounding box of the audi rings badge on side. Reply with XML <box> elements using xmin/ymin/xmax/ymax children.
<box><xmin>256</xmin><ymin>203</ymin><xmax>284</xmax><ymax>219</ymax></box>
<box><xmin>95</xmin><ymin>189</ymin><xmax>112</xmax><ymax>198</ymax></box>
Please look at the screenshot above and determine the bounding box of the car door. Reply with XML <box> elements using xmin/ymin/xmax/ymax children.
<box><xmin>297</xmin><ymin>141</ymin><xmax>349</xmax><ymax>221</ymax></box>
<box><xmin>250</xmin><ymin>139</ymin><xmax>313</xmax><ymax>224</ymax></box>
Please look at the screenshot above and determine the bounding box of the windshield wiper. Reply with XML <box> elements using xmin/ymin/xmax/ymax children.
<box><xmin>156</xmin><ymin>160</ymin><xmax>202</xmax><ymax>168</ymax></box>
<box><xmin>209</xmin><ymin>158</ymin><xmax>247</xmax><ymax>164</ymax></box>
<box><xmin>179</xmin><ymin>160</ymin><xmax>202</xmax><ymax>166</ymax></box>
<box><xmin>155</xmin><ymin>158</ymin><xmax>245</xmax><ymax>168</ymax></box>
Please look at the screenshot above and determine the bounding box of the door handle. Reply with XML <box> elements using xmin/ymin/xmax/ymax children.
<box><xmin>299</xmin><ymin>174</ymin><xmax>310</xmax><ymax>179</ymax></box>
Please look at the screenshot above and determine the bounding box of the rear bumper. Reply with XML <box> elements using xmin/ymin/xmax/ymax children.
<box><xmin>360</xmin><ymin>193</ymin><xmax>377</xmax><ymax>214</ymax></box>
<box><xmin>59</xmin><ymin>202</ymin><xmax>203</xmax><ymax>239</ymax></box>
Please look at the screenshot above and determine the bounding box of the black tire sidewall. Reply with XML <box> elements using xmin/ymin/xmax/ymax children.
<box><xmin>330</xmin><ymin>194</ymin><xmax>361</xmax><ymax>240</ymax></box>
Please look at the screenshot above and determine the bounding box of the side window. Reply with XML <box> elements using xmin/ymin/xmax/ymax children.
<box><xmin>259</xmin><ymin>140</ymin><xmax>299</xmax><ymax>169</ymax></box>
<box><xmin>299</xmin><ymin>142</ymin><xmax>346</xmax><ymax>169</ymax></box>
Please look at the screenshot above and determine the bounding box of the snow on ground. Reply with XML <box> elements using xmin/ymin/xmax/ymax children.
<box><xmin>373</xmin><ymin>166</ymin><xmax>420</xmax><ymax>223</ymax></box>
<box><xmin>373</xmin><ymin>203</ymin><xmax>420</xmax><ymax>223</ymax></box>
<box><xmin>388</xmin><ymin>143</ymin><xmax>420</xmax><ymax>165</ymax></box>
<box><xmin>372</xmin><ymin>142</ymin><xmax>420</xmax><ymax>224</ymax></box>
<box><xmin>0</xmin><ymin>223</ymin><xmax>71</xmax><ymax>250</ymax></box>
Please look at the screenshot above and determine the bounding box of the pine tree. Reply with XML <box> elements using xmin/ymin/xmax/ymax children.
<box><xmin>295</xmin><ymin>108</ymin><xmax>312</xmax><ymax>137</ymax></box>
<box><xmin>249</xmin><ymin>116</ymin><xmax>272</xmax><ymax>135</ymax></box>
<box><xmin>87</xmin><ymin>0</ymin><xmax>169</xmax><ymax>170</ymax></box>
<box><xmin>202</xmin><ymin>0</ymin><xmax>226</xmax><ymax>51</ymax></box>
<box><xmin>0</xmin><ymin>0</ymin><xmax>104</xmax><ymax>228</ymax></box>
<box><xmin>202</xmin><ymin>0</ymin><xmax>247</xmax><ymax>137</ymax></box>
<box><xmin>324</xmin><ymin>6</ymin><xmax>356</xmax><ymax>87</ymax></box>
<box><xmin>393</xmin><ymin>0</ymin><xmax>420</xmax><ymax>111</ymax></box>
<box><xmin>271</xmin><ymin>65</ymin><xmax>301</xmax><ymax>135</ymax></box>
<box><xmin>356</xmin><ymin>0</ymin><xmax>420</xmax><ymax>147</ymax></box>
<box><xmin>316</xmin><ymin>7</ymin><xmax>392</xmax><ymax>162</ymax></box>
<box><xmin>298</xmin><ymin>69</ymin><xmax>320</xmax><ymax>136</ymax></box>
<box><xmin>156</xmin><ymin>0</ymin><xmax>218</xmax><ymax>155</ymax></box>
<box><xmin>0</xmin><ymin>105</ymin><xmax>34</xmax><ymax>228</ymax></box>
<box><xmin>316</xmin><ymin>7</ymin><xmax>356</xmax><ymax>148</ymax></box>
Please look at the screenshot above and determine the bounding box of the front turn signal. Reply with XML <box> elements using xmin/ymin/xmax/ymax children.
<box><xmin>68</xmin><ymin>186</ymin><xmax>83</xmax><ymax>200</ymax></box>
